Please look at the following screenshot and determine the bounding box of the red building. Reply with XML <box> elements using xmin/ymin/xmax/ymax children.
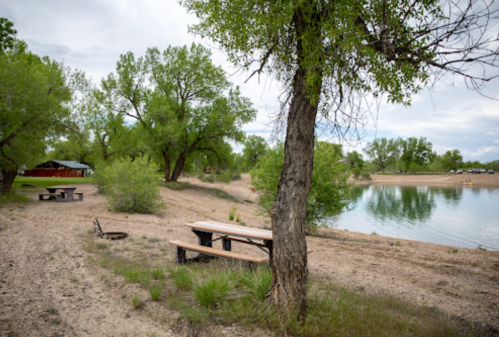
<box><xmin>24</xmin><ymin>160</ymin><xmax>90</xmax><ymax>178</ymax></box>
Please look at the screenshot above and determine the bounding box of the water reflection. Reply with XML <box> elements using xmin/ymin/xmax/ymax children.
<box><xmin>365</xmin><ymin>186</ymin><xmax>437</xmax><ymax>224</ymax></box>
<box><xmin>328</xmin><ymin>184</ymin><xmax>499</xmax><ymax>251</ymax></box>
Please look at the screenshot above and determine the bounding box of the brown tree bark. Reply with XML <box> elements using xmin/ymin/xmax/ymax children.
<box><xmin>162</xmin><ymin>151</ymin><xmax>171</xmax><ymax>182</ymax></box>
<box><xmin>266</xmin><ymin>64</ymin><xmax>320</xmax><ymax>317</ymax></box>
<box><xmin>0</xmin><ymin>169</ymin><xmax>17</xmax><ymax>195</ymax></box>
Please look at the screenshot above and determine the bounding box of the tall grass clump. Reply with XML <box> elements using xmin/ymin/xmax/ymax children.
<box><xmin>96</xmin><ymin>156</ymin><xmax>164</xmax><ymax>214</ymax></box>
<box><xmin>194</xmin><ymin>273</ymin><xmax>233</xmax><ymax>307</ymax></box>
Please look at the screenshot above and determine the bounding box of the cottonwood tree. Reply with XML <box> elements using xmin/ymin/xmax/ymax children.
<box><xmin>441</xmin><ymin>149</ymin><xmax>464</xmax><ymax>171</ymax></box>
<box><xmin>0</xmin><ymin>17</ymin><xmax>17</xmax><ymax>52</ymax></box>
<box><xmin>365</xmin><ymin>137</ymin><xmax>402</xmax><ymax>173</ymax></box>
<box><xmin>98</xmin><ymin>44</ymin><xmax>256</xmax><ymax>181</ymax></box>
<box><xmin>242</xmin><ymin>135</ymin><xmax>268</xmax><ymax>171</ymax></box>
<box><xmin>0</xmin><ymin>40</ymin><xmax>83</xmax><ymax>194</ymax></box>
<box><xmin>400</xmin><ymin>137</ymin><xmax>435</xmax><ymax>171</ymax></box>
<box><xmin>181</xmin><ymin>0</ymin><xmax>499</xmax><ymax>316</ymax></box>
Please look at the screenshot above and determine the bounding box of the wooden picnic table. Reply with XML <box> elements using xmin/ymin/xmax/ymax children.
<box><xmin>170</xmin><ymin>221</ymin><xmax>273</xmax><ymax>265</ymax></box>
<box><xmin>39</xmin><ymin>187</ymin><xmax>83</xmax><ymax>202</ymax></box>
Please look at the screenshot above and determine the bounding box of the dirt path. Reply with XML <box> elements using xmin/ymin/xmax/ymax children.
<box><xmin>1</xmin><ymin>175</ymin><xmax>498</xmax><ymax>336</ymax></box>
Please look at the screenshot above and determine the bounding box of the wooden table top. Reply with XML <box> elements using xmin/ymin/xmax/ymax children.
<box><xmin>185</xmin><ymin>220</ymin><xmax>272</xmax><ymax>241</ymax></box>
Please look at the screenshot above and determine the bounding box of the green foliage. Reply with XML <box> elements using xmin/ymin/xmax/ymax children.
<box><xmin>401</xmin><ymin>137</ymin><xmax>435</xmax><ymax>171</ymax></box>
<box><xmin>352</xmin><ymin>167</ymin><xmax>361</xmax><ymax>180</ymax></box>
<box><xmin>149</xmin><ymin>282</ymin><xmax>163</xmax><ymax>301</ymax></box>
<box><xmin>168</xmin><ymin>266</ymin><xmax>194</xmax><ymax>290</ymax></box>
<box><xmin>163</xmin><ymin>181</ymin><xmax>192</xmax><ymax>190</ymax></box>
<box><xmin>345</xmin><ymin>151</ymin><xmax>364</xmax><ymax>170</ymax></box>
<box><xmin>131</xmin><ymin>295</ymin><xmax>143</xmax><ymax>309</ymax></box>
<box><xmin>215</xmin><ymin>170</ymin><xmax>232</xmax><ymax>190</ymax></box>
<box><xmin>194</xmin><ymin>274</ymin><xmax>233</xmax><ymax>307</ymax></box>
<box><xmin>0</xmin><ymin>40</ymin><xmax>86</xmax><ymax>194</ymax></box>
<box><xmin>122</xmin><ymin>267</ymin><xmax>141</xmax><ymax>283</ymax></box>
<box><xmin>98</xmin><ymin>43</ymin><xmax>256</xmax><ymax>181</ymax></box>
<box><xmin>13</xmin><ymin>177</ymin><xmax>94</xmax><ymax>190</ymax></box>
<box><xmin>251</xmin><ymin>142</ymin><xmax>350</xmax><ymax>233</ymax></box>
<box><xmin>0</xmin><ymin>17</ymin><xmax>17</xmax><ymax>51</ymax></box>
<box><xmin>229</xmin><ymin>205</ymin><xmax>237</xmax><ymax>221</ymax></box>
<box><xmin>241</xmin><ymin>135</ymin><xmax>268</xmax><ymax>172</ymax></box>
<box><xmin>361</xmin><ymin>172</ymin><xmax>372</xmax><ymax>180</ymax></box>
<box><xmin>0</xmin><ymin>190</ymin><xmax>30</xmax><ymax>204</ymax></box>
<box><xmin>441</xmin><ymin>149</ymin><xmax>463</xmax><ymax>171</ymax></box>
<box><xmin>97</xmin><ymin>156</ymin><xmax>164</xmax><ymax>214</ymax></box>
<box><xmin>237</xmin><ymin>267</ymin><xmax>272</xmax><ymax>301</ymax></box>
<box><xmin>365</xmin><ymin>138</ymin><xmax>402</xmax><ymax>173</ymax></box>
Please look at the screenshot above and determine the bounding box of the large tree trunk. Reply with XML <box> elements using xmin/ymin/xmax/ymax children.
<box><xmin>170</xmin><ymin>153</ymin><xmax>187</xmax><ymax>182</ymax></box>
<box><xmin>162</xmin><ymin>151</ymin><xmax>171</xmax><ymax>182</ymax></box>
<box><xmin>266</xmin><ymin>65</ymin><xmax>320</xmax><ymax>318</ymax></box>
<box><xmin>0</xmin><ymin>169</ymin><xmax>17</xmax><ymax>195</ymax></box>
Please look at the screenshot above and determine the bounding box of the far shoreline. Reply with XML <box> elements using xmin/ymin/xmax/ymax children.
<box><xmin>352</xmin><ymin>173</ymin><xmax>499</xmax><ymax>188</ymax></box>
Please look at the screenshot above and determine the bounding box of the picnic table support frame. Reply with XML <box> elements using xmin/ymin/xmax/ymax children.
<box><xmin>179</xmin><ymin>229</ymin><xmax>217</xmax><ymax>263</ymax></box>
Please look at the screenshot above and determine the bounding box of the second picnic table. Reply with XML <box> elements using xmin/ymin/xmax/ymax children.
<box><xmin>169</xmin><ymin>220</ymin><xmax>273</xmax><ymax>265</ymax></box>
<box><xmin>39</xmin><ymin>187</ymin><xmax>83</xmax><ymax>202</ymax></box>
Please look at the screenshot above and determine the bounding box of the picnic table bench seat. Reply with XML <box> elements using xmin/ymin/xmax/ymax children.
<box><xmin>39</xmin><ymin>193</ymin><xmax>63</xmax><ymax>201</ymax></box>
<box><xmin>169</xmin><ymin>240</ymin><xmax>269</xmax><ymax>264</ymax></box>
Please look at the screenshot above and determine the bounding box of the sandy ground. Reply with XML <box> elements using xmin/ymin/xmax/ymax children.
<box><xmin>0</xmin><ymin>174</ymin><xmax>498</xmax><ymax>336</ymax></box>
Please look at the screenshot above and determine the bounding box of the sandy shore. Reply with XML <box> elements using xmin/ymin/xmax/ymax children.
<box><xmin>0</xmin><ymin>174</ymin><xmax>498</xmax><ymax>336</ymax></box>
<box><xmin>364</xmin><ymin>172</ymin><xmax>499</xmax><ymax>187</ymax></box>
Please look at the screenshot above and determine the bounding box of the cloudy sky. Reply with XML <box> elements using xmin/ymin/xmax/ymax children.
<box><xmin>2</xmin><ymin>0</ymin><xmax>499</xmax><ymax>163</ymax></box>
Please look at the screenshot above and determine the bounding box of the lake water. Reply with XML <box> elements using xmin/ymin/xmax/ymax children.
<box><xmin>326</xmin><ymin>185</ymin><xmax>499</xmax><ymax>251</ymax></box>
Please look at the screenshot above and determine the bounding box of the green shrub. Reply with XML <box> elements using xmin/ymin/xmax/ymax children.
<box><xmin>229</xmin><ymin>205</ymin><xmax>237</xmax><ymax>221</ymax></box>
<box><xmin>352</xmin><ymin>167</ymin><xmax>361</xmax><ymax>179</ymax></box>
<box><xmin>361</xmin><ymin>171</ymin><xmax>372</xmax><ymax>180</ymax></box>
<box><xmin>97</xmin><ymin>156</ymin><xmax>164</xmax><ymax>214</ymax></box>
<box><xmin>251</xmin><ymin>142</ymin><xmax>350</xmax><ymax>235</ymax></box>
<box><xmin>205</xmin><ymin>174</ymin><xmax>215</xmax><ymax>183</ymax></box>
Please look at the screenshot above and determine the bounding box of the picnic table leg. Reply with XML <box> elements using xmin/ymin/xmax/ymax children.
<box><xmin>222</xmin><ymin>237</ymin><xmax>232</xmax><ymax>251</ymax></box>
<box><xmin>186</xmin><ymin>229</ymin><xmax>216</xmax><ymax>262</ymax></box>
<box><xmin>264</xmin><ymin>240</ymin><xmax>273</xmax><ymax>268</ymax></box>
<box><xmin>176</xmin><ymin>246</ymin><xmax>187</xmax><ymax>264</ymax></box>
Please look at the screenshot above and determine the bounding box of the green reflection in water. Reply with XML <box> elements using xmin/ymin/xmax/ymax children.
<box><xmin>358</xmin><ymin>185</ymin><xmax>463</xmax><ymax>224</ymax></box>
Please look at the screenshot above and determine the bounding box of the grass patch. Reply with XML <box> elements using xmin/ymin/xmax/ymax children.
<box><xmin>0</xmin><ymin>190</ymin><xmax>30</xmax><ymax>204</ymax></box>
<box><xmin>13</xmin><ymin>176</ymin><xmax>94</xmax><ymax>189</ymax></box>
<box><xmin>84</xmin><ymin>232</ymin><xmax>471</xmax><ymax>337</ymax></box>
<box><xmin>163</xmin><ymin>181</ymin><xmax>192</xmax><ymax>190</ymax></box>
<box><xmin>149</xmin><ymin>282</ymin><xmax>163</xmax><ymax>301</ymax></box>
<box><xmin>211</xmin><ymin>188</ymin><xmax>238</xmax><ymax>202</ymax></box>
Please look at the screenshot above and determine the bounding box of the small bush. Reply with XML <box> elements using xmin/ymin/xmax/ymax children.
<box><xmin>97</xmin><ymin>156</ymin><xmax>164</xmax><ymax>214</ymax></box>
<box><xmin>361</xmin><ymin>171</ymin><xmax>372</xmax><ymax>180</ymax></box>
<box><xmin>352</xmin><ymin>168</ymin><xmax>361</xmax><ymax>179</ymax></box>
<box><xmin>229</xmin><ymin>205</ymin><xmax>237</xmax><ymax>221</ymax></box>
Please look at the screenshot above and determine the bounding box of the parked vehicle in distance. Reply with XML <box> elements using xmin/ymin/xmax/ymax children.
<box><xmin>480</xmin><ymin>169</ymin><xmax>486</xmax><ymax>174</ymax></box>
<box><xmin>468</xmin><ymin>169</ymin><xmax>474</xmax><ymax>173</ymax></box>
<box><xmin>488</xmin><ymin>170</ymin><xmax>495</xmax><ymax>174</ymax></box>
<box><xmin>450</xmin><ymin>169</ymin><xmax>455</xmax><ymax>173</ymax></box>
<box><xmin>473</xmin><ymin>168</ymin><xmax>481</xmax><ymax>174</ymax></box>
<box><xmin>456</xmin><ymin>169</ymin><xmax>463</xmax><ymax>174</ymax></box>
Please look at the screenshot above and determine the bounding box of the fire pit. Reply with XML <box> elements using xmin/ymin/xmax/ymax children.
<box><xmin>93</xmin><ymin>218</ymin><xmax>129</xmax><ymax>240</ymax></box>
